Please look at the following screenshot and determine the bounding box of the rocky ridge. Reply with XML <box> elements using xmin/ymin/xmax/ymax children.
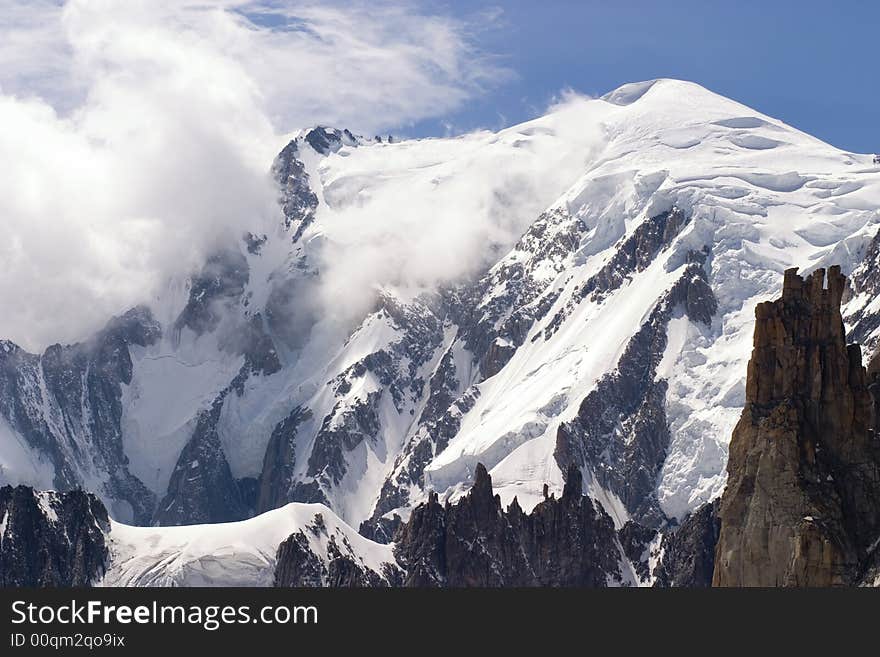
<box><xmin>0</xmin><ymin>308</ymin><xmax>161</xmax><ymax>523</ymax></box>
<box><xmin>392</xmin><ymin>463</ymin><xmax>626</xmax><ymax>587</ymax></box>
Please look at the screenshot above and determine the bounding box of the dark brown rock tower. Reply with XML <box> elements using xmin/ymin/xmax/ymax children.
<box><xmin>713</xmin><ymin>266</ymin><xmax>880</xmax><ymax>586</ymax></box>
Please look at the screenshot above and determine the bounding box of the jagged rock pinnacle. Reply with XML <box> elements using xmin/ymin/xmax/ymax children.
<box><xmin>393</xmin><ymin>462</ymin><xmax>623</xmax><ymax>586</ymax></box>
<box><xmin>713</xmin><ymin>265</ymin><xmax>880</xmax><ymax>586</ymax></box>
<box><xmin>562</xmin><ymin>464</ymin><xmax>583</xmax><ymax>500</ymax></box>
<box><xmin>471</xmin><ymin>463</ymin><xmax>493</xmax><ymax>500</ymax></box>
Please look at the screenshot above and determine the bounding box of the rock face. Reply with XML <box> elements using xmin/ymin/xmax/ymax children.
<box><xmin>0</xmin><ymin>485</ymin><xmax>109</xmax><ymax>587</ymax></box>
<box><xmin>0</xmin><ymin>308</ymin><xmax>160</xmax><ymax>524</ymax></box>
<box><xmin>845</xmin><ymin>229</ymin><xmax>880</xmax><ymax>356</ymax></box>
<box><xmin>257</xmin><ymin>407</ymin><xmax>311</xmax><ymax>513</ymax></box>
<box><xmin>271</xmin><ymin>137</ymin><xmax>319</xmax><ymax>241</ymax></box>
<box><xmin>362</xmin><ymin>207</ymin><xmax>591</xmax><ymax>538</ymax></box>
<box><xmin>460</xmin><ymin>207</ymin><xmax>588</xmax><ymax>381</ymax></box>
<box><xmin>653</xmin><ymin>500</ymin><xmax>720</xmax><ymax>587</ymax></box>
<box><xmin>713</xmin><ymin>267</ymin><xmax>880</xmax><ymax>586</ymax></box>
<box><xmin>153</xmin><ymin>394</ymin><xmax>249</xmax><ymax>526</ymax></box>
<box><xmin>155</xmin><ymin>312</ymin><xmax>281</xmax><ymax>525</ymax></box>
<box><xmin>555</xmin><ymin>251</ymin><xmax>717</xmax><ymax>527</ymax></box>
<box><xmin>273</xmin><ymin>511</ymin><xmax>402</xmax><ymax>587</ymax></box>
<box><xmin>274</xmin><ymin>533</ymin><xmax>388</xmax><ymax>588</ymax></box>
<box><xmin>174</xmin><ymin>250</ymin><xmax>249</xmax><ymax>336</ymax></box>
<box><xmin>393</xmin><ymin>463</ymin><xmax>624</xmax><ymax>587</ymax></box>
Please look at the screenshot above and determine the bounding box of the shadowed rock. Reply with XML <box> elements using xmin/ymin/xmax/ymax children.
<box><xmin>393</xmin><ymin>463</ymin><xmax>624</xmax><ymax>587</ymax></box>
<box><xmin>653</xmin><ymin>500</ymin><xmax>720</xmax><ymax>587</ymax></box>
<box><xmin>555</xmin><ymin>251</ymin><xmax>717</xmax><ymax>527</ymax></box>
<box><xmin>0</xmin><ymin>486</ymin><xmax>109</xmax><ymax>587</ymax></box>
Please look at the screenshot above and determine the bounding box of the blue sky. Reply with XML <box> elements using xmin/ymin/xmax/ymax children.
<box><xmin>406</xmin><ymin>1</ymin><xmax>878</xmax><ymax>153</ymax></box>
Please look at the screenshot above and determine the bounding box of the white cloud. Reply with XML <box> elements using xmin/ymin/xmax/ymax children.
<box><xmin>310</xmin><ymin>92</ymin><xmax>605</xmax><ymax>326</ymax></box>
<box><xmin>0</xmin><ymin>0</ymin><xmax>507</xmax><ymax>350</ymax></box>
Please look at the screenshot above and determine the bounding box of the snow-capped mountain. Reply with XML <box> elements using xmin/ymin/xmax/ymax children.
<box><xmin>2</xmin><ymin>79</ymin><xmax>880</xmax><ymax>585</ymax></box>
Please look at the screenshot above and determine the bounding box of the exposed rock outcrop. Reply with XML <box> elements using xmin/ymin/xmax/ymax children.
<box><xmin>273</xmin><ymin>512</ymin><xmax>401</xmax><ymax>587</ymax></box>
<box><xmin>555</xmin><ymin>253</ymin><xmax>717</xmax><ymax>527</ymax></box>
<box><xmin>174</xmin><ymin>249</ymin><xmax>249</xmax><ymax>336</ymax></box>
<box><xmin>0</xmin><ymin>485</ymin><xmax>109</xmax><ymax>587</ymax></box>
<box><xmin>617</xmin><ymin>520</ymin><xmax>658</xmax><ymax>583</ymax></box>
<box><xmin>256</xmin><ymin>407</ymin><xmax>311</xmax><ymax>513</ymax></box>
<box><xmin>393</xmin><ymin>463</ymin><xmax>624</xmax><ymax>587</ymax></box>
<box><xmin>845</xmin><ymin>229</ymin><xmax>880</xmax><ymax>356</ymax></box>
<box><xmin>302</xmin><ymin>126</ymin><xmax>357</xmax><ymax>156</ymax></box>
<box><xmin>265</xmin><ymin>293</ymin><xmax>447</xmax><ymax>521</ymax></box>
<box><xmin>157</xmin><ymin>310</ymin><xmax>281</xmax><ymax>524</ymax></box>
<box><xmin>271</xmin><ymin>138</ymin><xmax>319</xmax><ymax>242</ymax></box>
<box><xmin>713</xmin><ymin>266</ymin><xmax>880</xmax><ymax>586</ymax></box>
<box><xmin>152</xmin><ymin>394</ymin><xmax>249</xmax><ymax>526</ymax></box>
<box><xmin>460</xmin><ymin>207</ymin><xmax>588</xmax><ymax>381</ymax></box>
<box><xmin>543</xmin><ymin>207</ymin><xmax>692</xmax><ymax>338</ymax></box>
<box><xmin>305</xmin><ymin>392</ymin><xmax>383</xmax><ymax>489</ymax></box>
<box><xmin>653</xmin><ymin>500</ymin><xmax>720</xmax><ymax>587</ymax></box>
<box><xmin>0</xmin><ymin>308</ymin><xmax>160</xmax><ymax>524</ymax></box>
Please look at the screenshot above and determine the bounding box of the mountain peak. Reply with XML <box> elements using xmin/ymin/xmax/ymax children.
<box><xmin>303</xmin><ymin>126</ymin><xmax>359</xmax><ymax>155</ymax></box>
<box><xmin>600</xmin><ymin>78</ymin><xmax>718</xmax><ymax>106</ymax></box>
<box><xmin>601</xmin><ymin>79</ymin><xmax>663</xmax><ymax>106</ymax></box>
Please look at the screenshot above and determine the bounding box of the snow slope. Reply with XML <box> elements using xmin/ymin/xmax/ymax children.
<box><xmin>417</xmin><ymin>79</ymin><xmax>880</xmax><ymax>520</ymax></box>
<box><xmin>0</xmin><ymin>412</ymin><xmax>55</xmax><ymax>489</ymax></box>
<box><xmin>102</xmin><ymin>502</ymin><xmax>395</xmax><ymax>586</ymax></box>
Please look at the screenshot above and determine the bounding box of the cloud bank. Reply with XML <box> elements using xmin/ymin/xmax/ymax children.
<box><xmin>311</xmin><ymin>94</ymin><xmax>605</xmax><ymax>327</ymax></box>
<box><xmin>0</xmin><ymin>0</ymin><xmax>506</xmax><ymax>350</ymax></box>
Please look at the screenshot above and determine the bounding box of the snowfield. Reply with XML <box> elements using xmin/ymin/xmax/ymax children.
<box><xmin>102</xmin><ymin>502</ymin><xmax>395</xmax><ymax>587</ymax></box>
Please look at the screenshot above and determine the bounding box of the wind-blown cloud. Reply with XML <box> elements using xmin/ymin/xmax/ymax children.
<box><xmin>311</xmin><ymin>90</ymin><xmax>605</xmax><ymax>328</ymax></box>
<box><xmin>0</xmin><ymin>0</ymin><xmax>507</xmax><ymax>350</ymax></box>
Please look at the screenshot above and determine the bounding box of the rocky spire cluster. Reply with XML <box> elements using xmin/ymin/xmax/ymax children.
<box><xmin>714</xmin><ymin>266</ymin><xmax>880</xmax><ymax>586</ymax></box>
